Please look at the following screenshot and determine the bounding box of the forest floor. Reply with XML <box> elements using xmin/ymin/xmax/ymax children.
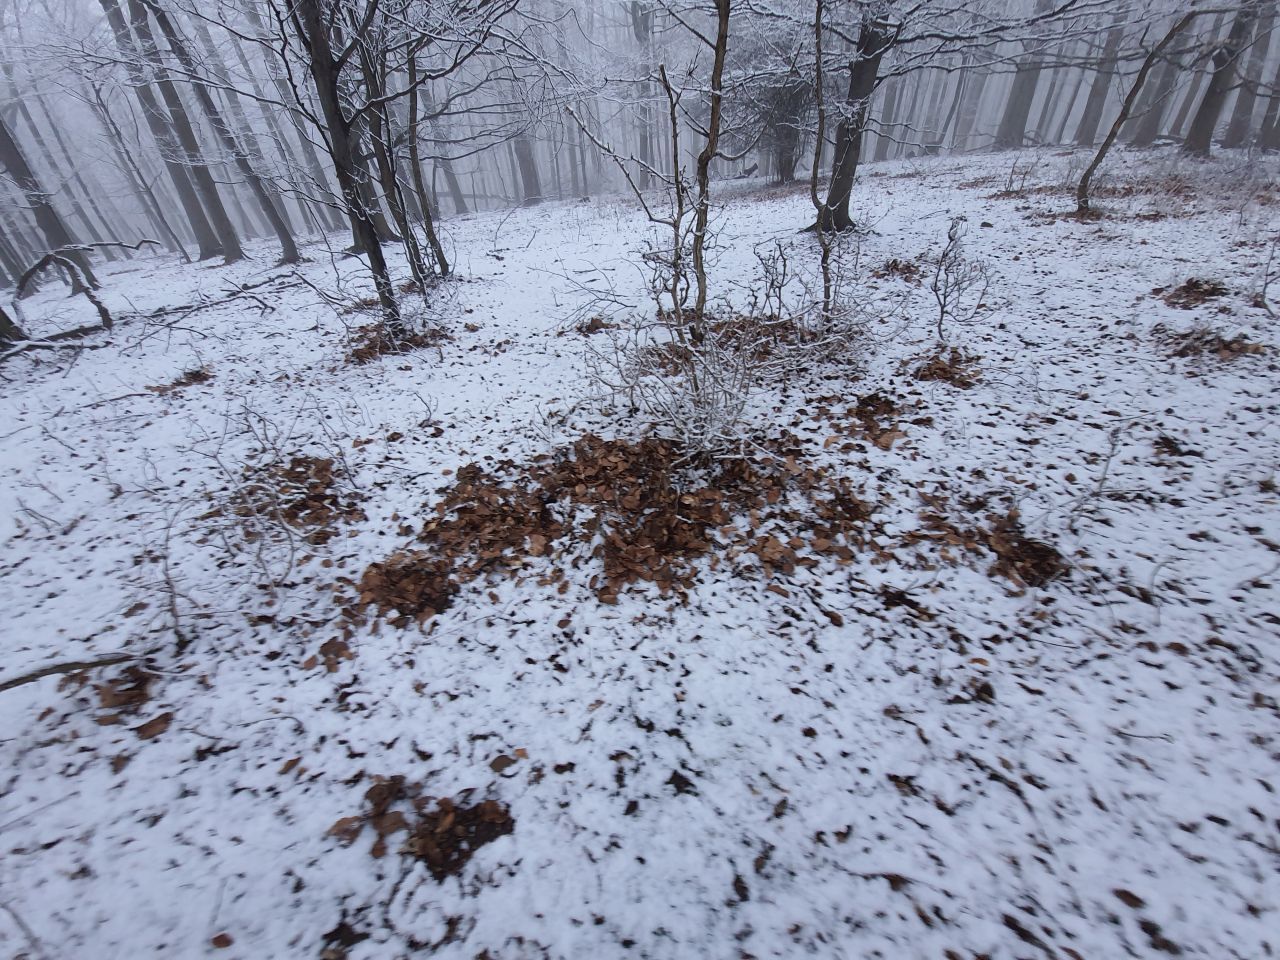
<box><xmin>1</xmin><ymin>146</ymin><xmax>1278</xmax><ymax>960</ymax></box>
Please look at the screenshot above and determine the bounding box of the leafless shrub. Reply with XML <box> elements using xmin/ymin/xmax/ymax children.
<box><xmin>930</xmin><ymin>216</ymin><xmax>990</xmax><ymax>344</ymax></box>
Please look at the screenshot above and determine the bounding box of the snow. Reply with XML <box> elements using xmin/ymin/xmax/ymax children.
<box><xmin>1</xmin><ymin>147</ymin><xmax>1277</xmax><ymax>959</ymax></box>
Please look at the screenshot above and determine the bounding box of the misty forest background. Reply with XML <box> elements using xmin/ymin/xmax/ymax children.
<box><xmin>1</xmin><ymin>0</ymin><xmax>1278</xmax><ymax>321</ymax></box>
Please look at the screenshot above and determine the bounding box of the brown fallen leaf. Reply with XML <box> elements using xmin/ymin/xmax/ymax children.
<box><xmin>327</xmin><ymin>816</ymin><xmax>364</xmax><ymax>845</ymax></box>
<box><xmin>1113</xmin><ymin>888</ymin><xmax>1146</xmax><ymax>909</ymax></box>
<box><xmin>133</xmin><ymin>712</ymin><xmax>173</xmax><ymax>740</ymax></box>
<box><xmin>875</xmin><ymin>429</ymin><xmax>905</xmax><ymax>450</ymax></box>
<box><xmin>211</xmin><ymin>933</ymin><xmax>233</xmax><ymax>948</ymax></box>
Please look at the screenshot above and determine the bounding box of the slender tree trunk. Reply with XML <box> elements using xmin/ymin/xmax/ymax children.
<box><xmin>439</xmin><ymin>154</ymin><xmax>469</xmax><ymax>214</ymax></box>
<box><xmin>629</xmin><ymin>1</ymin><xmax>655</xmax><ymax>190</ymax></box>
<box><xmin>873</xmin><ymin>77</ymin><xmax>900</xmax><ymax>161</ymax></box>
<box><xmin>189</xmin><ymin>14</ymin><xmax>302</xmax><ymax>234</ymax></box>
<box><xmin>98</xmin><ymin>0</ymin><xmax>220</xmax><ymax>259</ymax></box>
<box><xmin>1185</xmin><ymin>5</ymin><xmax>1258</xmax><ymax>156</ymax></box>
<box><xmin>294</xmin><ymin>0</ymin><xmax>400</xmax><ymax>332</ymax></box>
<box><xmin>954</xmin><ymin>61</ymin><xmax>992</xmax><ymax>150</ymax></box>
<box><xmin>1074</xmin><ymin>20</ymin><xmax>1125</xmax><ymax>147</ymax></box>
<box><xmin>360</xmin><ymin>51</ymin><xmax>428</xmax><ymax>288</ymax></box>
<box><xmin>237</xmin><ymin>0</ymin><xmax>344</xmax><ymax>234</ymax></box>
<box><xmin>1033</xmin><ymin>63</ymin><xmax>1063</xmax><ymax>144</ymax></box>
<box><xmin>939</xmin><ymin>57</ymin><xmax>972</xmax><ymax>149</ymax></box>
<box><xmin>0</xmin><ymin>112</ymin><xmax>96</xmax><ymax>289</ymax></box>
<box><xmin>1258</xmin><ymin>56</ymin><xmax>1280</xmax><ymax>148</ymax></box>
<box><xmin>1129</xmin><ymin>52</ymin><xmax>1181</xmax><ymax>146</ymax></box>
<box><xmin>144</xmin><ymin>0</ymin><xmax>299</xmax><ymax>263</ymax></box>
<box><xmin>691</xmin><ymin>0</ymin><xmax>730</xmax><ymax>320</ymax></box>
<box><xmin>818</xmin><ymin>16</ymin><xmax>892</xmax><ymax>230</ymax></box>
<box><xmin>123</xmin><ymin>0</ymin><xmax>243</xmax><ymax>261</ymax></box>
<box><xmin>88</xmin><ymin>86</ymin><xmax>189</xmax><ymax>260</ymax></box>
<box><xmin>513</xmin><ymin>135</ymin><xmax>543</xmax><ymax>206</ymax></box>
<box><xmin>1080</xmin><ymin>12</ymin><xmax>1197</xmax><ymax>212</ymax></box>
<box><xmin>407</xmin><ymin>56</ymin><xmax>449</xmax><ymax>276</ymax></box>
<box><xmin>1223</xmin><ymin>3</ymin><xmax>1274</xmax><ymax>147</ymax></box>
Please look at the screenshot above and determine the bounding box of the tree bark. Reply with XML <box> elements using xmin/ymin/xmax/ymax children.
<box><xmin>144</xmin><ymin>0</ymin><xmax>299</xmax><ymax>263</ymax></box>
<box><xmin>1079</xmin><ymin>13</ymin><xmax>1196</xmax><ymax>212</ymax></box>
<box><xmin>1257</xmin><ymin>55</ymin><xmax>1280</xmax><ymax>148</ymax></box>
<box><xmin>294</xmin><ymin>0</ymin><xmax>401</xmax><ymax>333</ymax></box>
<box><xmin>98</xmin><ymin>0</ymin><xmax>220</xmax><ymax>260</ymax></box>
<box><xmin>1223</xmin><ymin>2</ymin><xmax>1274</xmax><ymax>147</ymax></box>
<box><xmin>1129</xmin><ymin>51</ymin><xmax>1181</xmax><ymax>147</ymax></box>
<box><xmin>123</xmin><ymin>0</ymin><xmax>244</xmax><ymax>260</ymax></box>
<box><xmin>691</xmin><ymin>0</ymin><xmax>730</xmax><ymax>319</ymax></box>
<box><xmin>407</xmin><ymin>56</ymin><xmax>449</xmax><ymax>276</ymax></box>
<box><xmin>513</xmin><ymin>135</ymin><xmax>543</xmax><ymax>206</ymax></box>
<box><xmin>1074</xmin><ymin>20</ymin><xmax>1125</xmax><ymax>147</ymax></box>
<box><xmin>0</xmin><ymin>112</ymin><xmax>96</xmax><ymax>289</ymax></box>
<box><xmin>88</xmin><ymin>84</ymin><xmax>189</xmax><ymax>260</ymax></box>
<box><xmin>873</xmin><ymin>76</ymin><xmax>900</xmax><ymax>161</ymax></box>
<box><xmin>1184</xmin><ymin>5</ymin><xmax>1258</xmax><ymax>156</ymax></box>
<box><xmin>818</xmin><ymin>16</ymin><xmax>893</xmax><ymax>231</ymax></box>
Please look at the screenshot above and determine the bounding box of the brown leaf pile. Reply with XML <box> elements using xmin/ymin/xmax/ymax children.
<box><xmin>347</xmin><ymin>323</ymin><xmax>450</xmax><ymax>365</ymax></box>
<box><xmin>216</xmin><ymin>455</ymin><xmax>366</xmax><ymax>546</ymax></box>
<box><xmin>352</xmin><ymin>433</ymin><xmax>872</xmax><ymax>618</ymax></box>
<box><xmin>985</xmin><ymin>511</ymin><xmax>1067</xmax><ymax>588</ymax></box>
<box><xmin>356</xmin><ymin>553</ymin><xmax>456</xmax><ymax>624</ymax></box>
<box><xmin>146</xmin><ymin>367</ymin><xmax>212</xmax><ymax>395</ymax></box>
<box><xmin>907</xmin><ymin>499</ymin><xmax>1066</xmax><ymax>590</ymax></box>
<box><xmin>328</xmin><ymin>775</ymin><xmax>514</xmax><ymax>878</ymax></box>
<box><xmin>1158</xmin><ymin>278</ymin><xmax>1228</xmax><ymax>309</ymax></box>
<box><xmin>403</xmin><ymin>797</ymin><xmax>515</xmax><ymax>882</ymax></box>
<box><xmin>575</xmin><ymin>315</ymin><xmax>615</xmax><ymax>336</ymax></box>
<box><xmin>1153</xmin><ymin>323</ymin><xmax>1266</xmax><ymax>360</ymax></box>
<box><xmin>872</xmin><ymin>258</ymin><xmax>923</xmax><ymax>284</ymax></box>
<box><xmin>96</xmin><ymin>665</ymin><xmax>154</xmax><ymax>714</ymax></box>
<box><xmin>909</xmin><ymin>348</ymin><xmax>981</xmax><ymax>388</ymax></box>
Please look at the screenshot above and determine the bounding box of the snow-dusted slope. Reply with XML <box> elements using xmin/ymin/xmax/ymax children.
<box><xmin>1</xmin><ymin>149</ymin><xmax>1277</xmax><ymax>959</ymax></box>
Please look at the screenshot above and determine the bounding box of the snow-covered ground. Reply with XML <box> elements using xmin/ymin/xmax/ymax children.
<box><xmin>1</xmin><ymin>147</ymin><xmax>1277</xmax><ymax>959</ymax></box>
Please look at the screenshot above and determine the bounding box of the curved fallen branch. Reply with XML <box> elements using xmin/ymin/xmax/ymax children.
<box><xmin>0</xmin><ymin>653</ymin><xmax>136</xmax><ymax>695</ymax></box>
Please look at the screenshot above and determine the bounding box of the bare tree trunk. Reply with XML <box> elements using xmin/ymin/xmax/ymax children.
<box><xmin>0</xmin><ymin>301</ymin><xmax>26</xmax><ymax>342</ymax></box>
<box><xmin>818</xmin><ymin>16</ymin><xmax>892</xmax><ymax>231</ymax></box>
<box><xmin>1185</xmin><ymin>5</ymin><xmax>1258</xmax><ymax>156</ymax></box>
<box><xmin>187</xmin><ymin>14</ymin><xmax>302</xmax><ymax>235</ymax></box>
<box><xmin>98</xmin><ymin>0</ymin><xmax>220</xmax><ymax>259</ymax></box>
<box><xmin>0</xmin><ymin>112</ymin><xmax>96</xmax><ymax>289</ymax></box>
<box><xmin>995</xmin><ymin>57</ymin><xmax>1043</xmax><ymax>149</ymax></box>
<box><xmin>361</xmin><ymin>50</ymin><xmax>429</xmax><ymax>288</ymax></box>
<box><xmin>1223</xmin><ymin>2</ymin><xmax>1274</xmax><ymax>147</ymax></box>
<box><xmin>1258</xmin><ymin>55</ymin><xmax>1280</xmax><ymax>148</ymax></box>
<box><xmin>1129</xmin><ymin>51</ymin><xmax>1181</xmax><ymax>146</ymax></box>
<box><xmin>873</xmin><ymin>77</ymin><xmax>900</xmax><ymax>161</ymax></box>
<box><xmin>144</xmin><ymin>0</ymin><xmax>299</xmax><ymax>263</ymax></box>
<box><xmin>691</xmin><ymin>0</ymin><xmax>730</xmax><ymax>319</ymax></box>
<box><xmin>954</xmin><ymin>59</ymin><xmax>992</xmax><ymax>150</ymax></box>
<box><xmin>1074</xmin><ymin>20</ymin><xmax>1125</xmax><ymax>147</ymax></box>
<box><xmin>438</xmin><ymin>154</ymin><xmax>469</xmax><ymax>214</ymax></box>
<box><xmin>88</xmin><ymin>85</ymin><xmax>189</xmax><ymax>260</ymax></box>
<box><xmin>1079</xmin><ymin>13</ymin><xmax>1197</xmax><ymax>212</ymax></box>
<box><xmin>294</xmin><ymin>0</ymin><xmax>401</xmax><ymax>333</ymax></box>
<box><xmin>629</xmin><ymin>0</ymin><xmax>655</xmax><ymax>191</ymax></box>
<box><xmin>123</xmin><ymin>0</ymin><xmax>243</xmax><ymax>261</ymax></box>
<box><xmin>236</xmin><ymin>1</ymin><xmax>345</xmax><ymax>233</ymax></box>
<box><xmin>513</xmin><ymin>135</ymin><xmax>543</xmax><ymax>206</ymax></box>
<box><xmin>407</xmin><ymin>56</ymin><xmax>449</xmax><ymax>277</ymax></box>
